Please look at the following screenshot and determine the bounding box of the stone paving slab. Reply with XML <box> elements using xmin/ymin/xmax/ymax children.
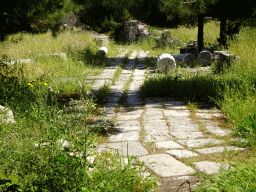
<box><xmin>163</xmin><ymin>101</ymin><xmax>187</xmax><ymax>110</ymax></box>
<box><xmin>196</xmin><ymin>112</ymin><xmax>223</xmax><ymax>119</ymax></box>
<box><xmin>166</xmin><ymin>150</ymin><xmax>199</xmax><ymax>158</ymax></box>
<box><xmin>116</xmin><ymin>114</ymin><xmax>141</xmax><ymax>121</ymax></box>
<box><xmin>155</xmin><ymin>141</ymin><xmax>183</xmax><ymax>149</ymax></box>
<box><xmin>170</xmin><ymin>132</ymin><xmax>204</xmax><ymax>139</ymax></box>
<box><xmin>138</xmin><ymin>154</ymin><xmax>195</xmax><ymax>177</ymax></box>
<box><xmin>163</xmin><ymin>110</ymin><xmax>191</xmax><ymax>117</ymax></box>
<box><xmin>109</xmin><ymin>131</ymin><xmax>140</xmax><ymax>142</ymax></box>
<box><xmin>98</xmin><ymin>141</ymin><xmax>148</xmax><ymax>157</ymax></box>
<box><xmin>202</xmin><ymin>121</ymin><xmax>232</xmax><ymax>136</ymax></box>
<box><xmin>114</xmin><ymin>121</ymin><xmax>141</xmax><ymax>131</ymax></box>
<box><xmin>194</xmin><ymin>161</ymin><xmax>229</xmax><ymax>174</ymax></box>
<box><xmin>120</xmin><ymin>109</ymin><xmax>144</xmax><ymax>116</ymax></box>
<box><xmin>194</xmin><ymin>146</ymin><xmax>245</xmax><ymax>154</ymax></box>
<box><xmin>168</xmin><ymin>121</ymin><xmax>199</xmax><ymax>132</ymax></box>
<box><xmin>144</xmin><ymin>128</ymin><xmax>173</xmax><ymax>142</ymax></box>
<box><xmin>142</xmin><ymin>120</ymin><xmax>167</xmax><ymax>127</ymax></box>
<box><xmin>177</xmin><ymin>139</ymin><xmax>224</xmax><ymax>148</ymax></box>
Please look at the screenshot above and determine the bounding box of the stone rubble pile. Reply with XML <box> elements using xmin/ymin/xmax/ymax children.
<box><xmin>124</xmin><ymin>20</ymin><xmax>150</xmax><ymax>42</ymax></box>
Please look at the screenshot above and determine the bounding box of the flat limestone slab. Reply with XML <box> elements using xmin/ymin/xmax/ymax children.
<box><xmin>194</xmin><ymin>161</ymin><xmax>229</xmax><ymax>174</ymax></box>
<box><xmin>195</xmin><ymin>146</ymin><xmax>245</xmax><ymax>154</ymax></box>
<box><xmin>168</xmin><ymin>118</ymin><xmax>199</xmax><ymax>132</ymax></box>
<box><xmin>115</xmin><ymin>121</ymin><xmax>141</xmax><ymax>131</ymax></box>
<box><xmin>203</xmin><ymin>121</ymin><xmax>232</xmax><ymax>136</ymax></box>
<box><xmin>98</xmin><ymin>141</ymin><xmax>148</xmax><ymax>157</ymax></box>
<box><xmin>155</xmin><ymin>141</ymin><xmax>183</xmax><ymax>149</ymax></box>
<box><xmin>178</xmin><ymin>139</ymin><xmax>224</xmax><ymax>147</ymax></box>
<box><xmin>142</xmin><ymin>120</ymin><xmax>167</xmax><ymax>127</ymax></box>
<box><xmin>109</xmin><ymin>131</ymin><xmax>140</xmax><ymax>142</ymax></box>
<box><xmin>139</xmin><ymin>154</ymin><xmax>195</xmax><ymax>177</ymax></box>
<box><xmin>144</xmin><ymin>128</ymin><xmax>173</xmax><ymax>142</ymax></box>
<box><xmin>116</xmin><ymin>114</ymin><xmax>141</xmax><ymax>120</ymax></box>
<box><xmin>196</xmin><ymin>112</ymin><xmax>222</xmax><ymax>119</ymax></box>
<box><xmin>166</xmin><ymin>150</ymin><xmax>199</xmax><ymax>158</ymax></box>
<box><xmin>170</xmin><ymin>132</ymin><xmax>204</xmax><ymax>139</ymax></box>
<box><xmin>163</xmin><ymin>110</ymin><xmax>190</xmax><ymax>117</ymax></box>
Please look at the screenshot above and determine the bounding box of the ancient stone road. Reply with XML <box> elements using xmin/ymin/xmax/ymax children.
<box><xmin>89</xmin><ymin>49</ymin><xmax>245</xmax><ymax>190</ymax></box>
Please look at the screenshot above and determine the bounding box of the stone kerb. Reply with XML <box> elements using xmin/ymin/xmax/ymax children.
<box><xmin>0</xmin><ymin>105</ymin><xmax>15</xmax><ymax>124</ymax></box>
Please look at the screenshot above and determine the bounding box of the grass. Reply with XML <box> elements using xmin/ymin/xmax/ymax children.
<box><xmin>0</xmin><ymin>30</ymin><xmax>159</xmax><ymax>191</ymax></box>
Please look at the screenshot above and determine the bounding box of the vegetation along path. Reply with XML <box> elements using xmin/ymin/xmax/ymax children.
<box><xmin>82</xmin><ymin>49</ymin><xmax>247</xmax><ymax>191</ymax></box>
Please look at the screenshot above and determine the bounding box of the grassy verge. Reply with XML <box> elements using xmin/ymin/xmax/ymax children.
<box><xmin>0</xmin><ymin>30</ymin><xmax>158</xmax><ymax>191</ymax></box>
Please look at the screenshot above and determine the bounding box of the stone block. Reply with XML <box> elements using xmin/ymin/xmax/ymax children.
<box><xmin>0</xmin><ymin>105</ymin><xmax>15</xmax><ymax>124</ymax></box>
<box><xmin>170</xmin><ymin>132</ymin><xmax>204</xmax><ymax>139</ymax></box>
<box><xmin>93</xmin><ymin>36</ymin><xmax>109</xmax><ymax>46</ymax></box>
<box><xmin>172</xmin><ymin>53</ymin><xmax>196</xmax><ymax>66</ymax></box>
<box><xmin>97</xmin><ymin>47</ymin><xmax>108</xmax><ymax>55</ymax></box>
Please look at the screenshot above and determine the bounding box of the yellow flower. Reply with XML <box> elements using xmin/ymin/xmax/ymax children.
<box><xmin>39</xmin><ymin>82</ymin><xmax>42</xmax><ymax>84</ymax></box>
<box><xmin>44</xmin><ymin>83</ymin><xmax>48</xmax><ymax>85</ymax></box>
<box><xmin>33</xmin><ymin>79</ymin><xmax>36</xmax><ymax>82</ymax></box>
<box><xmin>30</xmin><ymin>85</ymin><xmax>34</xmax><ymax>88</ymax></box>
<box><xmin>27</xmin><ymin>83</ymin><xmax>32</xmax><ymax>86</ymax></box>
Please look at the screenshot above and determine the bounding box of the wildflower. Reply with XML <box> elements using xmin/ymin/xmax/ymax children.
<box><xmin>39</xmin><ymin>82</ymin><xmax>42</xmax><ymax>84</ymax></box>
<box><xmin>33</xmin><ymin>79</ymin><xmax>36</xmax><ymax>82</ymax></box>
<box><xmin>44</xmin><ymin>83</ymin><xmax>48</xmax><ymax>85</ymax></box>
<box><xmin>30</xmin><ymin>85</ymin><xmax>34</xmax><ymax>87</ymax></box>
<box><xmin>27</xmin><ymin>83</ymin><xmax>32</xmax><ymax>86</ymax></box>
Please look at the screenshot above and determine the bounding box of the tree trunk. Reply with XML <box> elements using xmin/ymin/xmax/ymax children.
<box><xmin>219</xmin><ymin>17</ymin><xmax>227</xmax><ymax>48</ymax></box>
<box><xmin>197</xmin><ymin>13</ymin><xmax>204</xmax><ymax>52</ymax></box>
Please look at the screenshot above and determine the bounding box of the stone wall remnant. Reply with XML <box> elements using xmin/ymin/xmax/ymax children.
<box><xmin>124</xmin><ymin>20</ymin><xmax>150</xmax><ymax>42</ymax></box>
<box><xmin>213</xmin><ymin>51</ymin><xmax>239</xmax><ymax>69</ymax></box>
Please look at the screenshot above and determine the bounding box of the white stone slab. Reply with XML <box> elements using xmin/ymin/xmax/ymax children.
<box><xmin>142</xmin><ymin>120</ymin><xmax>167</xmax><ymax>127</ymax></box>
<box><xmin>163</xmin><ymin>101</ymin><xmax>187</xmax><ymax>110</ymax></box>
<box><xmin>139</xmin><ymin>154</ymin><xmax>195</xmax><ymax>177</ymax></box>
<box><xmin>170</xmin><ymin>132</ymin><xmax>204</xmax><ymax>139</ymax></box>
<box><xmin>144</xmin><ymin>127</ymin><xmax>173</xmax><ymax>142</ymax></box>
<box><xmin>177</xmin><ymin>139</ymin><xmax>224</xmax><ymax>148</ymax></box>
<box><xmin>195</xmin><ymin>146</ymin><xmax>245</xmax><ymax>154</ymax></box>
<box><xmin>116</xmin><ymin>114</ymin><xmax>141</xmax><ymax>120</ymax></box>
<box><xmin>109</xmin><ymin>131</ymin><xmax>140</xmax><ymax>142</ymax></box>
<box><xmin>163</xmin><ymin>110</ymin><xmax>190</xmax><ymax>117</ymax></box>
<box><xmin>155</xmin><ymin>141</ymin><xmax>183</xmax><ymax>149</ymax></box>
<box><xmin>166</xmin><ymin>150</ymin><xmax>199</xmax><ymax>158</ymax></box>
<box><xmin>194</xmin><ymin>161</ymin><xmax>229</xmax><ymax>174</ymax></box>
<box><xmin>98</xmin><ymin>141</ymin><xmax>148</xmax><ymax>157</ymax></box>
<box><xmin>168</xmin><ymin>118</ymin><xmax>199</xmax><ymax>132</ymax></box>
<box><xmin>204</xmin><ymin>121</ymin><xmax>232</xmax><ymax>136</ymax></box>
<box><xmin>196</xmin><ymin>112</ymin><xmax>222</xmax><ymax>119</ymax></box>
<box><xmin>114</xmin><ymin>121</ymin><xmax>141</xmax><ymax>131</ymax></box>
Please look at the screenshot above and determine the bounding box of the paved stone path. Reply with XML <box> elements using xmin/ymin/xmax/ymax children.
<box><xmin>86</xmin><ymin>49</ymin><xmax>245</xmax><ymax>190</ymax></box>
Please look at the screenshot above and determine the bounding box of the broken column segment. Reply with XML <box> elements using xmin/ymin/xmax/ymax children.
<box><xmin>172</xmin><ymin>53</ymin><xmax>196</xmax><ymax>66</ymax></box>
<box><xmin>157</xmin><ymin>53</ymin><xmax>176</xmax><ymax>72</ymax></box>
<box><xmin>197</xmin><ymin>50</ymin><xmax>213</xmax><ymax>65</ymax></box>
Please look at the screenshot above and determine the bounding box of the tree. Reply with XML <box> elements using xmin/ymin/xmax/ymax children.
<box><xmin>0</xmin><ymin>0</ymin><xmax>82</xmax><ymax>41</ymax></box>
